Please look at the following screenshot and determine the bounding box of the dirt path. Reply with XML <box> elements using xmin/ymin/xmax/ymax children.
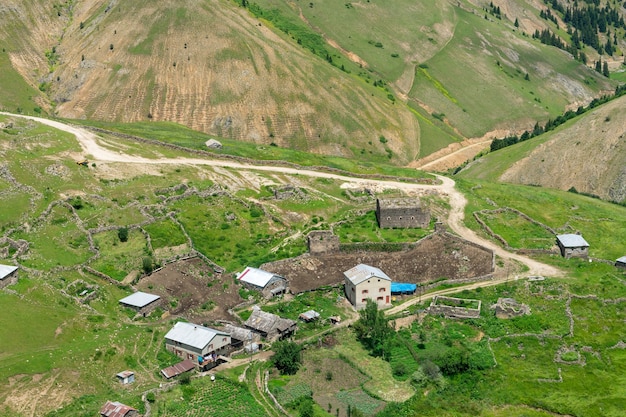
<box><xmin>1</xmin><ymin>113</ymin><xmax>562</xmax><ymax>281</ymax></box>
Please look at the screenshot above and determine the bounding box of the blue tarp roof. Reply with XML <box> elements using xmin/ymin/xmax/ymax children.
<box><xmin>391</xmin><ymin>282</ymin><xmax>417</xmax><ymax>293</ymax></box>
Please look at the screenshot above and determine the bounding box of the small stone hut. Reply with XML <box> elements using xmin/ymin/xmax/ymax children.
<box><xmin>237</xmin><ymin>266</ymin><xmax>287</xmax><ymax>298</ymax></box>
<box><xmin>615</xmin><ymin>256</ymin><xmax>626</xmax><ymax>270</ymax></box>
<box><xmin>307</xmin><ymin>230</ymin><xmax>340</xmax><ymax>255</ymax></box>
<box><xmin>556</xmin><ymin>233</ymin><xmax>589</xmax><ymax>258</ymax></box>
<box><xmin>376</xmin><ymin>198</ymin><xmax>430</xmax><ymax>229</ymax></box>
<box><xmin>119</xmin><ymin>291</ymin><xmax>161</xmax><ymax>316</ymax></box>
<box><xmin>0</xmin><ymin>264</ymin><xmax>18</xmax><ymax>289</ymax></box>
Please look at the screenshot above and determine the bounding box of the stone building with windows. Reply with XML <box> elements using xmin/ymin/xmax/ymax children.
<box><xmin>343</xmin><ymin>264</ymin><xmax>392</xmax><ymax>310</ymax></box>
<box><xmin>375</xmin><ymin>198</ymin><xmax>430</xmax><ymax>229</ymax></box>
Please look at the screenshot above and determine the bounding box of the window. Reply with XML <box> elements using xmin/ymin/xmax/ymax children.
<box><xmin>362</xmin><ymin>289</ymin><xmax>369</xmax><ymax>294</ymax></box>
<box><xmin>377</xmin><ymin>296</ymin><xmax>384</xmax><ymax>301</ymax></box>
<box><xmin>361</xmin><ymin>299</ymin><xmax>368</xmax><ymax>303</ymax></box>
<box><xmin>386</xmin><ymin>216</ymin><xmax>391</xmax><ymax>221</ymax></box>
<box><xmin>411</xmin><ymin>216</ymin><xmax>415</xmax><ymax>220</ymax></box>
<box><xmin>379</xmin><ymin>287</ymin><xmax>386</xmax><ymax>292</ymax></box>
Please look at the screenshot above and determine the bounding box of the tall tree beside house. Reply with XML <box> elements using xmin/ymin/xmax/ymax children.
<box><xmin>353</xmin><ymin>299</ymin><xmax>394</xmax><ymax>357</ymax></box>
<box><xmin>272</xmin><ymin>340</ymin><xmax>302</xmax><ymax>375</ymax></box>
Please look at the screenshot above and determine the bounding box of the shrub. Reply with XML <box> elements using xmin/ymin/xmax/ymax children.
<box><xmin>118</xmin><ymin>227</ymin><xmax>129</xmax><ymax>242</ymax></box>
<box><xmin>146</xmin><ymin>392</ymin><xmax>155</xmax><ymax>403</ymax></box>
<box><xmin>273</xmin><ymin>341</ymin><xmax>302</xmax><ymax>375</ymax></box>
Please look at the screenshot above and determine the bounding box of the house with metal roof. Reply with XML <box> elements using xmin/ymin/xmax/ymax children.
<box><xmin>116</xmin><ymin>370</ymin><xmax>135</xmax><ymax>385</ymax></box>
<box><xmin>237</xmin><ymin>266</ymin><xmax>287</xmax><ymax>298</ymax></box>
<box><xmin>556</xmin><ymin>234</ymin><xmax>589</xmax><ymax>258</ymax></box>
<box><xmin>99</xmin><ymin>400</ymin><xmax>138</xmax><ymax>417</ymax></box>
<box><xmin>0</xmin><ymin>264</ymin><xmax>18</xmax><ymax>289</ymax></box>
<box><xmin>164</xmin><ymin>322</ymin><xmax>231</xmax><ymax>368</ymax></box>
<box><xmin>119</xmin><ymin>291</ymin><xmax>161</xmax><ymax>316</ymax></box>
<box><xmin>244</xmin><ymin>306</ymin><xmax>297</xmax><ymax>341</ymax></box>
<box><xmin>344</xmin><ymin>264</ymin><xmax>392</xmax><ymax>310</ymax></box>
<box><xmin>615</xmin><ymin>256</ymin><xmax>626</xmax><ymax>270</ymax></box>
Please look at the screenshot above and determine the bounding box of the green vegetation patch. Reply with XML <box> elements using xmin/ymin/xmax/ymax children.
<box><xmin>144</xmin><ymin>219</ymin><xmax>187</xmax><ymax>249</ymax></box>
<box><xmin>475</xmin><ymin>209</ymin><xmax>555</xmax><ymax>249</ymax></box>
<box><xmin>151</xmin><ymin>374</ymin><xmax>267</xmax><ymax>416</ymax></box>
<box><xmin>13</xmin><ymin>205</ymin><xmax>93</xmax><ymax>269</ymax></box>
<box><xmin>91</xmin><ymin>229</ymin><xmax>148</xmax><ymax>281</ymax></box>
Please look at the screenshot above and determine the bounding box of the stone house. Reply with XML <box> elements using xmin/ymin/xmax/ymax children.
<box><xmin>164</xmin><ymin>322</ymin><xmax>231</xmax><ymax>367</ymax></box>
<box><xmin>237</xmin><ymin>266</ymin><xmax>287</xmax><ymax>298</ymax></box>
<box><xmin>376</xmin><ymin>198</ymin><xmax>430</xmax><ymax>229</ymax></box>
<box><xmin>307</xmin><ymin>230</ymin><xmax>340</xmax><ymax>255</ymax></box>
<box><xmin>223</xmin><ymin>323</ymin><xmax>261</xmax><ymax>349</ymax></box>
<box><xmin>0</xmin><ymin>264</ymin><xmax>18</xmax><ymax>289</ymax></box>
<box><xmin>615</xmin><ymin>256</ymin><xmax>626</xmax><ymax>269</ymax></box>
<box><xmin>343</xmin><ymin>264</ymin><xmax>392</xmax><ymax>310</ymax></box>
<box><xmin>556</xmin><ymin>233</ymin><xmax>589</xmax><ymax>258</ymax></box>
<box><xmin>118</xmin><ymin>291</ymin><xmax>161</xmax><ymax>316</ymax></box>
<box><xmin>244</xmin><ymin>306</ymin><xmax>297</xmax><ymax>341</ymax></box>
<box><xmin>100</xmin><ymin>401</ymin><xmax>138</xmax><ymax>417</ymax></box>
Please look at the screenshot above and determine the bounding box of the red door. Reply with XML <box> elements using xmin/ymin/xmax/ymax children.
<box><xmin>386</xmin><ymin>295</ymin><xmax>389</xmax><ymax>304</ymax></box>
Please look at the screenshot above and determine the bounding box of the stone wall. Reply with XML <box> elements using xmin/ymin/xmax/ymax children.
<box><xmin>428</xmin><ymin>296</ymin><xmax>481</xmax><ymax>319</ymax></box>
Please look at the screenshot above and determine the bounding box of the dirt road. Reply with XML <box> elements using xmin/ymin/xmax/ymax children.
<box><xmin>2</xmin><ymin>112</ymin><xmax>561</xmax><ymax>280</ymax></box>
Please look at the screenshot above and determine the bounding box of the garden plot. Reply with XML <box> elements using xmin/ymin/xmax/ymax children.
<box><xmin>136</xmin><ymin>257</ymin><xmax>244</xmax><ymax>322</ymax></box>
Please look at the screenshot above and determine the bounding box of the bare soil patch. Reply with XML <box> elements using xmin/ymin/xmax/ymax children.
<box><xmin>136</xmin><ymin>257</ymin><xmax>244</xmax><ymax>322</ymax></box>
<box><xmin>264</xmin><ymin>232</ymin><xmax>493</xmax><ymax>294</ymax></box>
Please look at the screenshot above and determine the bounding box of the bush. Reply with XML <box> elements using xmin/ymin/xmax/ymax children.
<box><xmin>118</xmin><ymin>227</ymin><xmax>129</xmax><ymax>242</ymax></box>
<box><xmin>142</xmin><ymin>257</ymin><xmax>154</xmax><ymax>274</ymax></box>
<box><xmin>146</xmin><ymin>392</ymin><xmax>156</xmax><ymax>403</ymax></box>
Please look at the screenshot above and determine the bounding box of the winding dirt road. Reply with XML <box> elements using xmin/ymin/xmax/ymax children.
<box><xmin>2</xmin><ymin>112</ymin><xmax>562</xmax><ymax>286</ymax></box>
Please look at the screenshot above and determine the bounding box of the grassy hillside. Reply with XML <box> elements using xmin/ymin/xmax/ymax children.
<box><xmin>458</xmin><ymin>95</ymin><xmax>626</xmax><ymax>204</ymax></box>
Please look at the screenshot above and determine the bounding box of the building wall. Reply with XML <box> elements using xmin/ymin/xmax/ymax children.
<box><xmin>558</xmin><ymin>244</ymin><xmax>589</xmax><ymax>258</ymax></box>
<box><xmin>0</xmin><ymin>271</ymin><xmax>17</xmax><ymax>289</ymax></box>
<box><xmin>345</xmin><ymin>277</ymin><xmax>391</xmax><ymax>309</ymax></box>
<box><xmin>261</xmin><ymin>276</ymin><xmax>288</xmax><ymax>299</ymax></box>
<box><xmin>307</xmin><ymin>231</ymin><xmax>340</xmax><ymax>255</ymax></box>
<box><xmin>376</xmin><ymin>200</ymin><xmax>430</xmax><ymax>229</ymax></box>
<box><xmin>166</xmin><ymin>336</ymin><xmax>231</xmax><ymax>361</ymax></box>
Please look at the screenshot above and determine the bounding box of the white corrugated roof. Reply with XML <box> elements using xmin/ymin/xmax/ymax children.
<box><xmin>344</xmin><ymin>264</ymin><xmax>391</xmax><ymax>285</ymax></box>
<box><xmin>0</xmin><ymin>264</ymin><xmax>18</xmax><ymax>280</ymax></box>
<box><xmin>557</xmin><ymin>234</ymin><xmax>589</xmax><ymax>248</ymax></box>
<box><xmin>616</xmin><ymin>256</ymin><xmax>626</xmax><ymax>263</ymax></box>
<box><xmin>119</xmin><ymin>291</ymin><xmax>160</xmax><ymax>308</ymax></box>
<box><xmin>237</xmin><ymin>266</ymin><xmax>282</xmax><ymax>288</ymax></box>
<box><xmin>164</xmin><ymin>322</ymin><xmax>228</xmax><ymax>350</ymax></box>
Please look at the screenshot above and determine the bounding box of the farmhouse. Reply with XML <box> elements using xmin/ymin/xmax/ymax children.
<box><xmin>244</xmin><ymin>306</ymin><xmax>297</xmax><ymax>341</ymax></box>
<box><xmin>164</xmin><ymin>322</ymin><xmax>231</xmax><ymax>367</ymax></box>
<box><xmin>615</xmin><ymin>256</ymin><xmax>626</xmax><ymax>269</ymax></box>
<box><xmin>556</xmin><ymin>233</ymin><xmax>589</xmax><ymax>258</ymax></box>
<box><xmin>0</xmin><ymin>264</ymin><xmax>18</xmax><ymax>289</ymax></box>
<box><xmin>100</xmin><ymin>401</ymin><xmax>138</xmax><ymax>417</ymax></box>
<box><xmin>118</xmin><ymin>291</ymin><xmax>161</xmax><ymax>316</ymax></box>
<box><xmin>376</xmin><ymin>198</ymin><xmax>430</xmax><ymax>229</ymax></box>
<box><xmin>237</xmin><ymin>266</ymin><xmax>287</xmax><ymax>298</ymax></box>
<box><xmin>344</xmin><ymin>264</ymin><xmax>392</xmax><ymax>310</ymax></box>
